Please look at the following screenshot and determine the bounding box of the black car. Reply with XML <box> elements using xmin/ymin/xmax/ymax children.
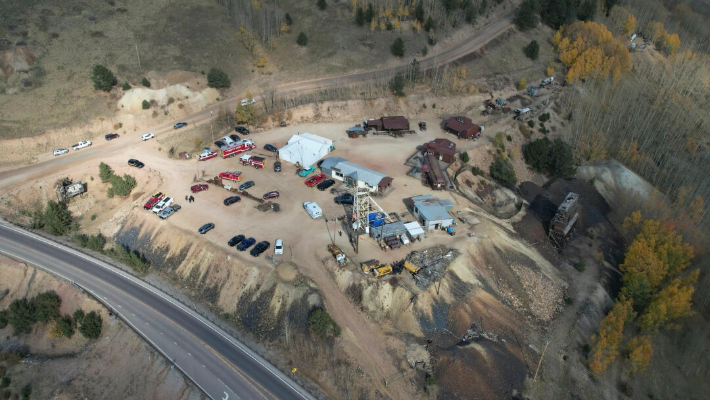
<box><xmin>317</xmin><ymin>179</ymin><xmax>336</xmax><ymax>191</ymax></box>
<box><xmin>237</xmin><ymin>237</ymin><xmax>256</xmax><ymax>251</ymax></box>
<box><xmin>105</xmin><ymin>133</ymin><xmax>119</xmax><ymax>141</ymax></box>
<box><xmin>224</xmin><ymin>196</ymin><xmax>241</xmax><ymax>206</ymax></box>
<box><xmin>215</xmin><ymin>141</ymin><xmax>226</xmax><ymax>148</ymax></box>
<box><xmin>228</xmin><ymin>235</ymin><xmax>245</xmax><ymax>246</ymax></box>
<box><xmin>128</xmin><ymin>159</ymin><xmax>145</xmax><ymax>168</ymax></box>
<box><xmin>198</xmin><ymin>223</ymin><xmax>215</xmax><ymax>234</ymax></box>
<box><xmin>238</xmin><ymin>181</ymin><xmax>255</xmax><ymax>191</ymax></box>
<box><xmin>235</xmin><ymin>126</ymin><xmax>250</xmax><ymax>135</ymax></box>
<box><xmin>316</xmin><ymin>159</ymin><xmax>325</xmax><ymax>167</ymax></box>
<box><xmin>264</xmin><ymin>144</ymin><xmax>278</xmax><ymax>152</ymax></box>
<box><xmin>174</xmin><ymin>122</ymin><xmax>188</xmax><ymax>129</ymax></box>
<box><xmin>250</xmin><ymin>241</ymin><xmax>270</xmax><ymax>257</ymax></box>
<box><xmin>273</xmin><ymin>161</ymin><xmax>282</xmax><ymax>172</ymax></box>
<box><xmin>229</xmin><ymin>134</ymin><xmax>240</xmax><ymax>142</ymax></box>
<box><xmin>334</xmin><ymin>193</ymin><xmax>354</xmax><ymax>205</ymax></box>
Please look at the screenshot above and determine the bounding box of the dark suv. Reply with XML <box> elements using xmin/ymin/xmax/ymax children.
<box><xmin>105</xmin><ymin>133</ymin><xmax>119</xmax><ymax>141</ymax></box>
<box><xmin>237</xmin><ymin>237</ymin><xmax>256</xmax><ymax>251</ymax></box>
<box><xmin>317</xmin><ymin>179</ymin><xmax>336</xmax><ymax>191</ymax></box>
<box><xmin>334</xmin><ymin>193</ymin><xmax>354</xmax><ymax>205</ymax></box>
<box><xmin>128</xmin><ymin>159</ymin><xmax>145</xmax><ymax>168</ymax></box>
<box><xmin>228</xmin><ymin>235</ymin><xmax>245</xmax><ymax>246</ymax></box>
<box><xmin>250</xmin><ymin>241</ymin><xmax>270</xmax><ymax>257</ymax></box>
<box><xmin>273</xmin><ymin>161</ymin><xmax>282</xmax><ymax>172</ymax></box>
<box><xmin>235</xmin><ymin>126</ymin><xmax>250</xmax><ymax>135</ymax></box>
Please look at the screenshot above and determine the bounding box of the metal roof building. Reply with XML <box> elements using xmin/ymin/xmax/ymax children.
<box><xmin>407</xmin><ymin>194</ymin><xmax>454</xmax><ymax>230</ymax></box>
<box><xmin>319</xmin><ymin>157</ymin><xmax>393</xmax><ymax>194</ymax></box>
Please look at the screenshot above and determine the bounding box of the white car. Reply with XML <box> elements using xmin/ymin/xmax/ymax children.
<box><xmin>141</xmin><ymin>133</ymin><xmax>155</xmax><ymax>141</ymax></box>
<box><xmin>274</xmin><ymin>239</ymin><xmax>283</xmax><ymax>255</ymax></box>
<box><xmin>152</xmin><ymin>197</ymin><xmax>173</xmax><ymax>214</ymax></box>
<box><xmin>53</xmin><ymin>148</ymin><xmax>69</xmax><ymax>156</ymax></box>
<box><xmin>241</xmin><ymin>98</ymin><xmax>256</xmax><ymax>106</ymax></box>
<box><xmin>71</xmin><ymin>141</ymin><xmax>92</xmax><ymax>150</ymax></box>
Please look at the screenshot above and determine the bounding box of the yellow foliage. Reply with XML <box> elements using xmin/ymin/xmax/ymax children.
<box><xmin>253</xmin><ymin>54</ymin><xmax>267</xmax><ymax>68</ymax></box>
<box><xmin>546</xmin><ymin>66</ymin><xmax>554</xmax><ymax>77</ymax></box>
<box><xmin>518</xmin><ymin>77</ymin><xmax>526</xmax><ymax>90</ymax></box>
<box><xmin>661</xmin><ymin>33</ymin><xmax>681</xmax><ymax>56</ymax></box>
<box><xmin>578</xmin><ymin>127</ymin><xmax>607</xmax><ymax>161</ymax></box>
<box><xmin>638</xmin><ymin>270</ymin><xmax>699</xmax><ymax>332</ymax></box>
<box><xmin>392</xmin><ymin>20</ymin><xmax>400</xmax><ymax>30</ymax></box>
<box><xmin>619</xmin><ymin>140</ymin><xmax>644</xmax><ymax>167</ymax></box>
<box><xmin>553</xmin><ymin>21</ymin><xmax>631</xmax><ymax>83</ymax></box>
<box><xmin>412</xmin><ymin>20</ymin><xmax>422</xmax><ymax>32</ymax></box>
<box><xmin>370</xmin><ymin>19</ymin><xmax>376</xmax><ymax>32</ymax></box>
<box><xmin>468</xmin><ymin>85</ymin><xmax>476</xmax><ymax>93</ymax></box>
<box><xmin>623</xmin><ymin>15</ymin><xmax>636</xmax><ymax>36</ymax></box>
<box><xmin>280</xmin><ymin>22</ymin><xmax>289</xmax><ymax>33</ymax></box>
<box><xmin>379</xmin><ymin>21</ymin><xmax>386</xmax><ymax>30</ymax></box>
<box><xmin>589</xmin><ymin>298</ymin><xmax>635</xmax><ymax>373</ymax></box>
<box><xmin>625</xmin><ymin>336</ymin><xmax>653</xmax><ymax>374</ymax></box>
<box><xmin>251</xmin><ymin>0</ymin><xmax>261</xmax><ymax>10</ymax></box>
<box><xmin>47</xmin><ymin>320</ymin><xmax>63</xmax><ymax>339</ymax></box>
<box><xmin>646</xmin><ymin>21</ymin><xmax>665</xmax><ymax>44</ymax></box>
<box><xmin>458</xmin><ymin>67</ymin><xmax>466</xmax><ymax>79</ymax></box>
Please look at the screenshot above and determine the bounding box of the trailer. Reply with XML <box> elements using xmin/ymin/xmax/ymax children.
<box><xmin>219</xmin><ymin>139</ymin><xmax>256</xmax><ymax>158</ymax></box>
<box><xmin>363</xmin><ymin>116</ymin><xmax>416</xmax><ymax>137</ymax></box>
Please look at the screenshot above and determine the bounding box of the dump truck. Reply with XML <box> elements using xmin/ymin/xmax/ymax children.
<box><xmin>361</xmin><ymin>259</ymin><xmax>380</xmax><ymax>273</ymax></box>
<box><xmin>327</xmin><ymin>244</ymin><xmax>346</xmax><ymax>264</ymax></box>
<box><xmin>403</xmin><ymin>260</ymin><xmax>421</xmax><ymax>274</ymax></box>
<box><xmin>373</xmin><ymin>265</ymin><xmax>393</xmax><ymax>278</ymax></box>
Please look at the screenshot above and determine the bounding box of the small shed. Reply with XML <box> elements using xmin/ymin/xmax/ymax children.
<box><xmin>370</xmin><ymin>221</ymin><xmax>407</xmax><ymax>240</ymax></box>
<box><xmin>404</xmin><ymin>221</ymin><xmax>426</xmax><ymax>239</ymax></box>
<box><xmin>443</xmin><ymin>116</ymin><xmax>483</xmax><ymax>139</ymax></box>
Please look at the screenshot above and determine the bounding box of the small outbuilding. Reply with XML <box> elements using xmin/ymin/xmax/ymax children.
<box><xmin>364</xmin><ymin>116</ymin><xmax>410</xmax><ymax>132</ymax></box>
<box><xmin>443</xmin><ymin>116</ymin><xmax>483</xmax><ymax>140</ymax></box>
<box><xmin>406</xmin><ymin>194</ymin><xmax>454</xmax><ymax>230</ymax></box>
<box><xmin>279</xmin><ymin>133</ymin><xmax>334</xmax><ymax>167</ymax></box>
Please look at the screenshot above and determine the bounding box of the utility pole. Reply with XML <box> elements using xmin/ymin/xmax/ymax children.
<box><xmin>324</xmin><ymin>214</ymin><xmax>334</xmax><ymax>246</ymax></box>
<box><xmin>135</xmin><ymin>44</ymin><xmax>141</xmax><ymax>69</ymax></box>
<box><xmin>210</xmin><ymin>123</ymin><xmax>214</xmax><ymax>146</ymax></box>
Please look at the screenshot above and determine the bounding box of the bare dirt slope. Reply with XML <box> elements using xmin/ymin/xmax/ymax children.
<box><xmin>0</xmin><ymin>256</ymin><xmax>202</xmax><ymax>400</ymax></box>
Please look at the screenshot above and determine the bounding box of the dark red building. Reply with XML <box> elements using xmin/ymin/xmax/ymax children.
<box><xmin>443</xmin><ymin>116</ymin><xmax>482</xmax><ymax>139</ymax></box>
<box><xmin>422</xmin><ymin>138</ymin><xmax>457</xmax><ymax>163</ymax></box>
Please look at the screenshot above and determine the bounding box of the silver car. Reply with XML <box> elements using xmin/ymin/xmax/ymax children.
<box><xmin>53</xmin><ymin>148</ymin><xmax>69</xmax><ymax>156</ymax></box>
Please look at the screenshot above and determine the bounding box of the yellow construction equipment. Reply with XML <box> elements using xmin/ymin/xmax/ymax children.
<box><xmin>403</xmin><ymin>260</ymin><xmax>420</xmax><ymax>274</ymax></box>
<box><xmin>361</xmin><ymin>259</ymin><xmax>380</xmax><ymax>273</ymax></box>
<box><xmin>373</xmin><ymin>265</ymin><xmax>393</xmax><ymax>278</ymax></box>
<box><xmin>327</xmin><ymin>244</ymin><xmax>346</xmax><ymax>264</ymax></box>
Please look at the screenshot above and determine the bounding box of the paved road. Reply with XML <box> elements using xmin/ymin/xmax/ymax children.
<box><xmin>0</xmin><ymin>13</ymin><xmax>513</xmax><ymax>191</ymax></box>
<box><xmin>0</xmin><ymin>222</ymin><xmax>315</xmax><ymax>400</ymax></box>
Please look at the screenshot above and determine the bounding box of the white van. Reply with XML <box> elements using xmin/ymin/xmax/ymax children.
<box><xmin>274</xmin><ymin>239</ymin><xmax>284</xmax><ymax>255</ymax></box>
<box><xmin>514</xmin><ymin>108</ymin><xmax>532</xmax><ymax>116</ymax></box>
<box><xmin>221</xmin><ymin>136</ymin><xmax>235</xmax><ymax>145</ymax></box>
<box><xmin>303</xmin><ymin>202</ymin><xmax>323</xmax><ymax>219</ymax></box>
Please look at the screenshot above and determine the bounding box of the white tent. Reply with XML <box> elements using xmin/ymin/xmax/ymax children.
<box><xmin>278</xmin><ymin>133</ymin><xmax>333</xmax><ymax>167</ymax></box>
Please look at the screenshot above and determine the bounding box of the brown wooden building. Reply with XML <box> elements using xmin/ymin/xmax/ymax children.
<box><xmin>422</xmin><ymin>138</ymin><xmax>457</xmax><ymax>163</ymax></box>
<box><xmin>364</xmin><ymin>116</ymin><xmax>410</xmax><ymax>131</ymax></box>
<box><xmin>423</xmin><ymin>154</ymin><xmax>447</xmax><ymax>190</ymax></box>
<box><xmin>443</xmin><ymin>116</ymin><xmax>483</xmax><ymax>139</ymax></box>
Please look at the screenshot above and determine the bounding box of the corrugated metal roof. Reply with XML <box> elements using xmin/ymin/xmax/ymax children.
<box><xmin>404</xmin><ymin>221</ymin><xmax>425</xmax><ymax>237</ymax></box>
<box><xmin>412</xmin><ymin>196</ymin><xmax>454</xmax><ymax>222</ymax></box>
<box><xmin>323</xmin><ymin>157</ymin><xmax>392</xmax><ymax>187</ymax></box>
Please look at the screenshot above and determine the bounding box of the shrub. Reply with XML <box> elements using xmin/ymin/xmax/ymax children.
<box><xmin>107</xmin><ymin>174</ymin><xmax>137</xmax><ymax>198</ymax></box>
<box><xmin>308</xmin><ymin>308</ymin><xmax>341</xmax><ymax>339</ymax></box>
<box><xmin>1</xmin><ymin>390</ymin><xmax>9</xmax><ymax>399</ymax></box>
<box><xmin>91</xmin><ymin>65</ymin><xmax>115</xmax><ymax>92</ymax></box>
<box><xmin>514</xmin><ymin>0</ymin><xmax>539</xmax><ymax>31</ymax></box>
<box><xmin>142</xmin><ymin>100</ymin><xmax>150</xmax><ymax>110</ymax></box>
<box><xmin>465</xmin><ymin>1</ymin><xmax>477</xmax><ymax>23</ymax></box>
<box><xmin>489</xmin><ymin>157</ymin><xmax>517</xmax><ymax>187</ymax></box>
<box><xmin>8</xmin><ymin>298</ymin><xmax>36</xmax><ymax>334</ymax></box>
<box><xmin>74</xmin><ymin>233</ymin><xmax>88</xmax><ymax>247</ymax></box>
<box><xmin>73</xmin><ymin>309</ymin><xmax>85</xmax><ymax>326</ymax></box>
<box><xmin>207</xmin><ymin>68</ymin><xmax>231</xmax><ymax>89</ymax></box>
<box><xmin>78</xmin><ymin>311</ymin><xmax>102</xmax><ymax>339</ymax></box>
<box><xmin>518</xmin><ymin>77</ymin><xmax>527</xmax><ymax>90</ymax></box>
<box><xmin>284</xmin><ymin>13</ymin><xmax>293</xmax><ymax>25</ymax></box>
<box><xmin>43</xmin><ymin>201</ymin><xmax>74</xmax><ymax>236</ymax></box>
<box><xmin>506</xmin><ymin>134</ymin><xmax>513</xmax><ymax>142</ymax></box>
<box><xmin>574</xmin><ymin>260</ymin><xmax>586</xmax><ymax>272</ymax></box>
<box><xmin>20</xmin><ymin>384</ymin><xmax>30</xmax><ymax>400</ymax></box>
<box><xmin>90</xmin><ymin>214</ymin><xmax>97</xmax><ymax>221</ymax></box>
<box><xmin>538</xmin><ymin>112</ymin><xmax>550</xmax><ymax>122</ymax></box>
<box><xmin>0</xmin><ymin>310</ymin><xmax>7</xmax><ymax>329</ymax></box>
<box><xmin>424</xmin><ymin>16</ymin><xmax>435</xmax><ymax>32</ymax></box>
<box><xmin>316</xmin><ymin>0</ymin><xmax>327</xmax><ymax>10</ymax></box>
<box><xmin>460</xmin><ymin>151</ymin><xmax>470</xmax><ymax>163</ymax></box>
<box><xmin>98</xmin><ymin>162</ymin><xmax>113</xmax><ymax>183</ymax></box>
<box><xmin>87</xmin><ymin>234</ymin><xmax>106</xmax><ymax>252</ymax></box>
<box><xmin>121</xmin><ymin>81</ymin><xmax>131</xmax><ymax>90</ymax></box>
<box><xmin>524</xmin><ymin>40</ymin><xmax>540</xmax><ymax>60</ymax></box>
<box><xmin>391</xmin><ymin>37</ymin><xmax>405</xmax><ymax>57</ymax></box>
<box><xmin>57</xmin><ymin>315</ymin><xmax>74</xmax><ymax>338</ymax></box>
<box><xmin>141</xmin><ymin>77</ymin><xmax>150</xmax><ymax>87</ymax></box>
<box><xmin>0</xmin><ymin>377</ymin><xmax>9</xmax><ymax>388</ymax></box>
<box><xmin>471</xmin><ymin>166</ymin><xmax>483</xmax><ymax>176</ymax></box>
<box><xmin>296</xmin><ymin>32</ymin><xmax>308</xmax><ymax>46</ymax></box>
<box><xmin>425</xmin><ymin>374</ymin><xmax>436</xmax><ymax>385</ymax></box>
<box><xmin>355</xmin><ymin>7</ymin><xmax>364</xmax><ymax>26</ymax></box>
<box><xmin>390</xmin><ymin>74</ymin><xmax>405</xmax><ymax>97</ymax></box>
<box><xmin>107</xmin><ymin>245</ymin><xmax>150</xmax><ymax>273</ymax></box>
<box><xmin>34</xmin><ymin>292</ymin><xmax>61</xmax><ymax>323</ymax></box>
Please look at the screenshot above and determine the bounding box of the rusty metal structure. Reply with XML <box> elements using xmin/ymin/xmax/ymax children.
<box><xmin>55</xmin><ymin>178</ymin><xmax>85</xmax><ymax>203</ymax></box>
<box><xmin>548</xmin><ymin>192</ymin><xmax>580</xmax><ymax>250</ymax></box>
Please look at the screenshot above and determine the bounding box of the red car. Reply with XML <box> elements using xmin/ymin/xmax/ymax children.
<box><xmin>263</xmin><ymin>191</ymin><xmax>280</xmax><ymax>200</ymax></box>
<box><xmin>191</xmin><ymin>184</ymin><xmax>209</xmax><ymax>193</ymax></box>
<box><xmin>143</xmin><ymin>192</ymin><xmax>164</xmax><ymax>210</ymax></box>
<box><xmin>305</xmin><ymin>174</ymin><xmax>326</xmax><ymax>187</ymax></box>
<box><xmin>219</xmin><ymin>171</ymin><xmax>242</xmax><ymax>182</ymax></box>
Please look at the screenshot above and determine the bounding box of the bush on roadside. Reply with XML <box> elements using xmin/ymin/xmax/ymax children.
<box><xmin>87</xmin><ymin>234</ymin><xmax>106</xmax><ymax>252</ymax></box>
<box><xmin>141</xmin><ymin>77</ymin><xmax>150</xmax><ymax>87</ymax></box>
<box><xmin>91</xmin><ymin>65</ymin><xmax>115</xmax><ymax>92</ymax></box>
<box><xmin>107</xmin><ymin>245</ymin><xmax>150</xmax><ymax>273</ymax></box>
<box><xmin>460</xmin><ymin>152</ymin><xmax>470</xmax><ymax>163</ymax></box>
<box><xmin>121</xmin><ymin>82</ymin><xmax>131</xmax><ymax>90</ymax></box>
<box><xmin>57</xmin><ymin>315</ymin><xmax>74</xmax><ymax>338</ymax></box>
<box><xmin>78</xmin><ymin>311</ymin><xmax>102</xmax><ymax>339</ymax></box>
<box><xmin>7</xmin><ymin>299</ymin><xmax>36</xmax><ymax>335</ymax></box>
<box><xmin>33</xmin><ymin>292</ymin><xmax>61</xmax><ymax>323</ymax></box>
<box><xmin>207</xmin><ymin>68</ymin><xmax>231</xmax><ymax>89</ymax></box>
<box><xmin>308</xmin><ymin>308</ymin><xmax>341</xmax><ymax>339</ymax></box>
<box><xmin>43</xmin><ymin>201</ymin><xmax>74</xmax><ymax>236</ymax></box>
<box><xmin>297</xmin><ymin>32</ymin><xmax>308</xmax><ymax>46</ymax></box>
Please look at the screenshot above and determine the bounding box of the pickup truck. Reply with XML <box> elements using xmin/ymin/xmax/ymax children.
<box><xmin>143</xmin><ymin>192</ymin><xmax>164</xmax><ymax>210</ymax></box>
<box><xmin>305</xmin><ymin>174</ymin><xmax>326</xmax><ymax>187</ymax></box>
<box><xmin>72</xmin><ymin>141</ymin><xmax>92</xmax><ymax>150</ymax></box>
<box><xmin>218</xmin><ymin>171</ymin><xmax>242</xmax><ymax>182</ymax></box>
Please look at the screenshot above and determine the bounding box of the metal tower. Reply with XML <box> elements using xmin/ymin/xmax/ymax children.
<box><xmin>351</xmin><ymin>187</ymin><xmax>395</xmax><ymax>253</ymax></box>
<box><xmin>548</xmin><ymin>192</ymin><xmax>580</xmax><ymax>250</ymax></box>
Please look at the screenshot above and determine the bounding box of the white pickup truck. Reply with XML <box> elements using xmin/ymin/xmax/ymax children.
<box><xmin>72</xmin><ymin>141</ymin><xmax>92</xmax><ymax>150</ymax></box>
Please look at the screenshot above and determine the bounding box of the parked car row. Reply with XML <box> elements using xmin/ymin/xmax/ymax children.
<box><xmin>142</xmin><ymin>192</ymin><xmax>181</xmax><ymax>220</ymax></box>
<box><xmin>226</xmin><ymin>234</ymin><xmax>272</xmax><ymax>256</ymax></box>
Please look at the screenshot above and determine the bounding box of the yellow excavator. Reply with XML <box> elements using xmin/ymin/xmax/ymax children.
<box><xmin>361</xmin><ymin>259</ymin><xmax>380</xmax><ymax>273</ymax></box>
<box><xmin>403</xmin><ymin>260</ymin><xmax>421</xmax><ymax>274</ymax></box>
<box><xmin>372</xmin><ymin>265</ymin><xmax>393</xmax><ymax>278</ymax></box>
